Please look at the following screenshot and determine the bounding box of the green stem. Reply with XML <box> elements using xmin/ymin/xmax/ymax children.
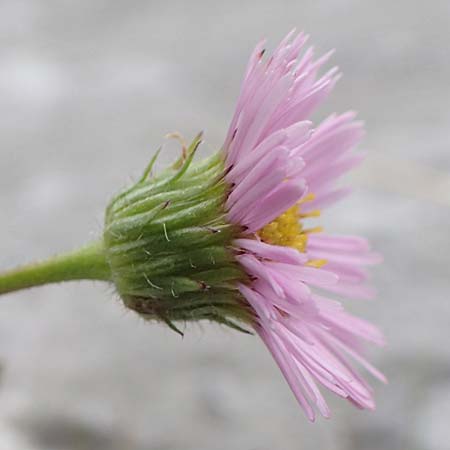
<box><xmin>0</xmin><ymin>240</ymin><xmax>111</xmax><ymax>296</ymax></box>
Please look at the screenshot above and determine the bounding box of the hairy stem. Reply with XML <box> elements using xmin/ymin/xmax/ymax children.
<box><xmin>0</xmin><ymin>240</ymin><xmax>111</xmax><ymax>296</ymax></box>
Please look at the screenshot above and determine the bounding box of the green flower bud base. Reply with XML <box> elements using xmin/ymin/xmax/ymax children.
<box><xmin>104</xmin><ymin>139</ymin><xmax>252</xmax><ymax>334</ymax></box>
<box><xmin>0</xmin><ymin>136</ymin><xmax>253</xmax><ymax>335</ymax></box>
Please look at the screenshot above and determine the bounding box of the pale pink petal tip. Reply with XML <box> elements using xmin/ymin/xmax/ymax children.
<box><xmin>224</xmin><ymin>31</ymin><xmax>366</xmax><ymax>227</ymax></box>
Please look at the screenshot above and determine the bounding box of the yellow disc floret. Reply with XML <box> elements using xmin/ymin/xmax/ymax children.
<box><xmin>257</xmin><ymin>194</ymin><xmax>327</xmax><ymax>268</ymax></box>
<box><xmin>258</xmin><ymin>204</ymin><xmax>309</xmax><ymax>252</ymax></box>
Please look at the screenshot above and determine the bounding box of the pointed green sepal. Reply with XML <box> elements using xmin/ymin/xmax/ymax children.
<box><xmin>103</xmin><ymin>142</ymin><xmax>253</xmax><ymax>331</ymax></box>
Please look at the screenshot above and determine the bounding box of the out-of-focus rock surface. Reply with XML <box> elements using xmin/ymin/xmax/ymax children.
<box><xmin>1</xmin><ymin>1</ymin><xmax>449</xmax><ymax>449</ymax></box>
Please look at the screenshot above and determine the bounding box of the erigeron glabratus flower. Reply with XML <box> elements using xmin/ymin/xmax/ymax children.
<box><xmin>0</xmin><ymin>31</ymin><xmax>385</xmax><ymax>421</ymax></box>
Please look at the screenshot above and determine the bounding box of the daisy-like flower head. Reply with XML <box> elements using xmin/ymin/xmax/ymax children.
<box><xmin>222</xmin><ymin>31</ymin><xmax>386</xmax><ymax>420</ymax></box>
<box><xmin>0</xmin><ymin>30</ymin><xmax>385</xmax><ymax>422</ymax></box>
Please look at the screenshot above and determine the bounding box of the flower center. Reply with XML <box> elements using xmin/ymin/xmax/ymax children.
<box><xmin>257</xmin><ymin>194</ymin><xmax>326</xmax><ymax>268</ymax></box>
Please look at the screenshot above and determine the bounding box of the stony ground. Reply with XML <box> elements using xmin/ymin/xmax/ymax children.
<box><xmin>1</xmin><ymin>1</ymin><xmax>449</xmax><ymax>449</ymax></box>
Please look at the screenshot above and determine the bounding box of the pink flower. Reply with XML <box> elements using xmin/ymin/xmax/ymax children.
<box><xmin>0</xmin><ymin>28</ymin><xmax>386</xmax><ymax>422</ymax></box>
<box><xmin>223</xmin><ymin>31</ymin><xmax>386</xmax><ymax>421</ymax></box>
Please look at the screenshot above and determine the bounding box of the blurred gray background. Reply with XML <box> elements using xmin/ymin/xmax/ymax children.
<box><xmin>1</xmin><ymin>1</ymin><xmax>449</xmax><ymax>449</ymax></box>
